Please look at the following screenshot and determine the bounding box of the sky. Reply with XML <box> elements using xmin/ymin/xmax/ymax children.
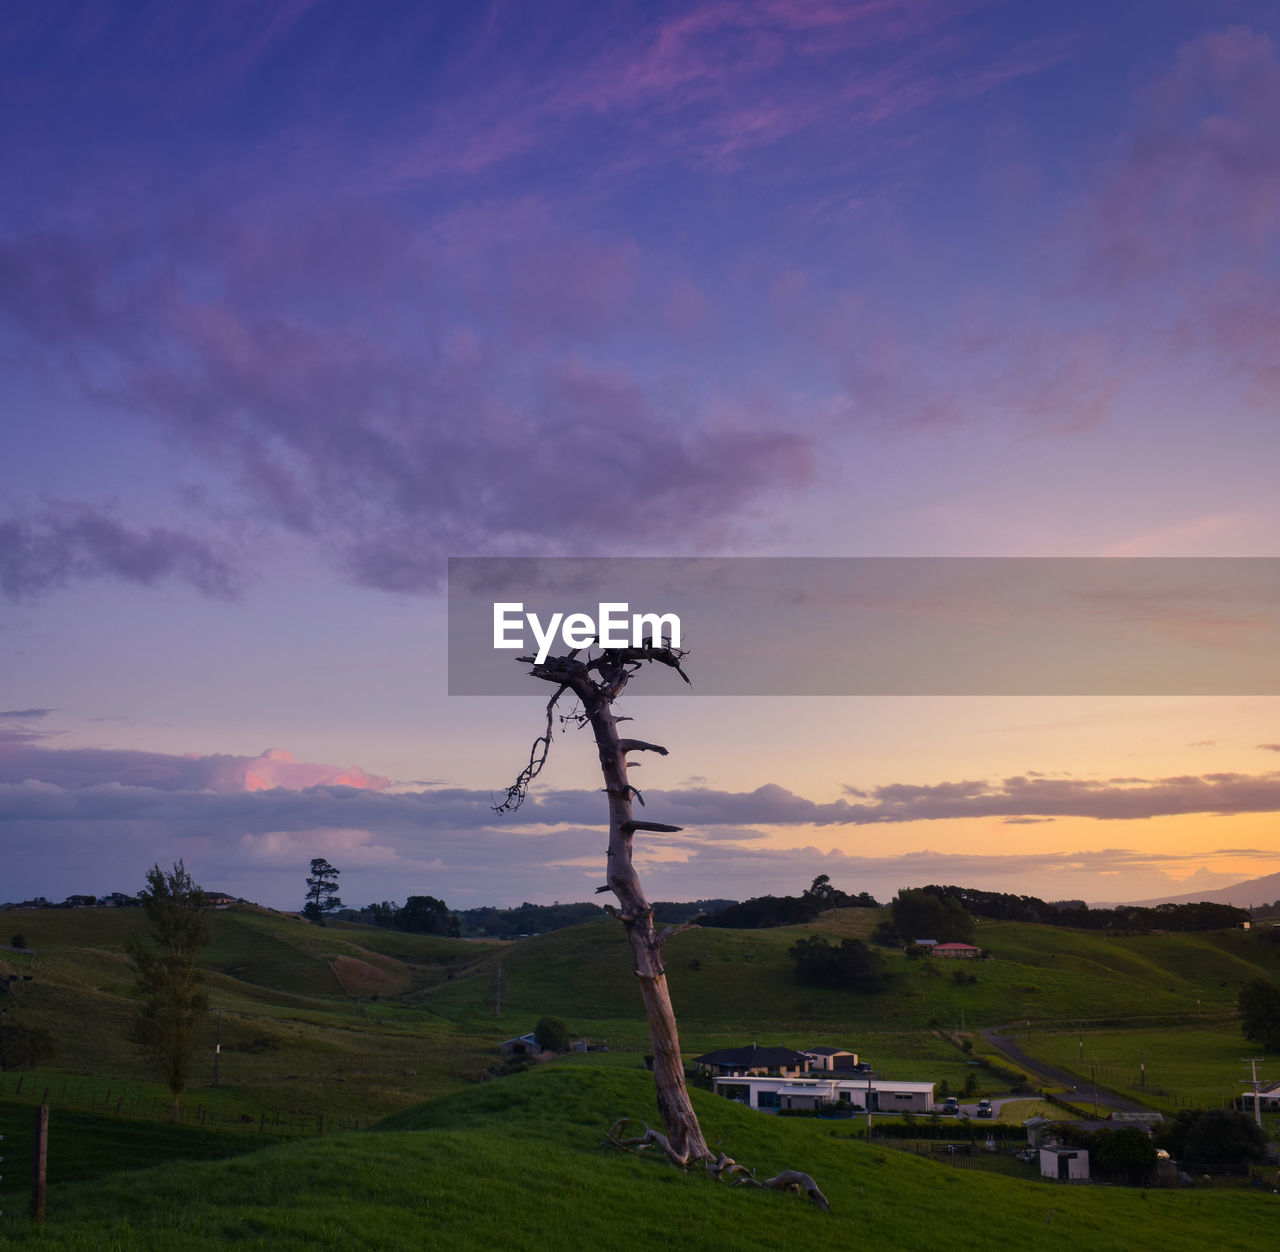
<box><xmin>3</xmin><ymin>0</ymin><xmax>1280</xmax><ymax>912</ymax></box>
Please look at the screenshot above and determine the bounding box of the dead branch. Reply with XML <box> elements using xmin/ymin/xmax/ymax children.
<box><xmin>602</xmin><ymin>1118</ymin><xmax>694</xmax><ymax>1168</ymax></box>
<box><xmin>602</xmin><ymin>1121</ymin><xmax>831</xmax><ymax>1210</ymax></box>
<box><xmin>752</xmin><ymin>1171</ymin><xmax>831</xmax><ymax>1212</ymax></box>
<box><xmin>656</xmin><ymin>921</ymin><xmax>700</xmax><ymax>947</ymax></box>
<box><xmin>492</xmin><ymin>683</ymin><xmax>568</xmax><ymax>813</ymax></box>
<box><xmin>619</xmin><ymin>739</ymin><xmax>669</xmax><ymax>756</ymax></box>
<box><xmin>620</xmin><ymin>820</ymin><xmax>683</xmax><ymax>835</ymax></box>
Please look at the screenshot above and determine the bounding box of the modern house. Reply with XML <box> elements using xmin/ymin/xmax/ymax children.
<box><xmin>692</xmin><ymin>1044</ymin><xmax>811</xmax><ymax>1077</ymax></box>
<box><xmin>931</xmin><ymin>942</ymin><xmax>982</xmax><ymax>959</ymax></box>
<box><xmin>713</xmin><ymin>1074</ymin><xmax>935</xmax><ymax>1113</ymax></box>
<box><xmin>1242</xmin><ymin>1081</ymin><xmax>1280</xmax><ymax>1113</ymax></box>
<box><xmin>205</xmin><ymin>892</ymin><xmax>238</xmax><ymax>910</ymax></box>
<box><xmin>802</xmin><ymin>1046</ymin><xmax>858</xmax><ymax>1071</ymax></box>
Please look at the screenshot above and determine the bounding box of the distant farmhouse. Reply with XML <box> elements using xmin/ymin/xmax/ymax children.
<box><xmin>931</xmin><ymin>942</ymin><xmax>982</xmax><ymax>959</ymax></box>
<box><xmin>499</xmin><ymin>1033</ymin><xmax>540</xmax><ymax>1056</ymax></box>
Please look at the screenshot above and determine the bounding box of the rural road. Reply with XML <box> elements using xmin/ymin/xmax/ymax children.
<box><xmin>980</xmin><ymin>1028</ymin><xmax>1151</xmax><ymax>1115</ymax></box>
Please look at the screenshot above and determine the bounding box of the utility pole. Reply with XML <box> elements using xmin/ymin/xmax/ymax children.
<box><xmin>1139</xmin><ymin>1046</ymin><xmax>1145</xmax><ymax>1092</ymax></box>
<box><xmin>494</xmin><ymin>962</ymin><xmax>503</xmax><ymax>1019</ymax></box>
<box><xmin>866</xmin><ymin>1068</ymin><xmax>873</xmax><ymax>1141</ymax></box>
<box><xmin>212</xmin><ymin>1009</ymin><xmax>222</xmax><ymax>1088</ymax></box>
<box><xmin>1242</xmin><ymin>1058</ymin><xmax>1267</xmax><ymax>1129</ymax></box>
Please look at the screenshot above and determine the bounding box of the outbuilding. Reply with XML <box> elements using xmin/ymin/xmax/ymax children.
<box><xmin>1039</xmin><ymin>1145</ymin><xmax>1089</xmax><ymax>1181</ymax></box>
<box><xmin>802</xmin><ymin>1046</ymin><xmax>858</xmax><ymax>1071</ymax></box>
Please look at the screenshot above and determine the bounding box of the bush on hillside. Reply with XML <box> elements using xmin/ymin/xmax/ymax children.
<box><xmin>533</xmin><ymin>1015</ymin><xmax>571</xmax><ymax>1053</ymax></box>
<box><xmin>789</xmin><ymin>936</ymin><xmax>889</xmax><ymax>992</ymax></box>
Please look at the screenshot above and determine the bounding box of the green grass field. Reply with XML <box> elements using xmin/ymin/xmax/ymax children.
<box><xmin>1</xmin><ymin>1067</ymin><xmax>1274</xmax><ymax>1250</ymax></box>
<box><xmin>2</xmin><ymin>906</ymin><xmax>1279</xmax><ymax>1246</ymax></box>
<box><xmin>1016</xmin><ymin>1023</ymin><xmax>1280</xmax><ymax>1121</ymax></box>
<box><xmin>4</xmin><ymin>904</ymin><xmax>1280</xmax><ymax>1127</ymax></box>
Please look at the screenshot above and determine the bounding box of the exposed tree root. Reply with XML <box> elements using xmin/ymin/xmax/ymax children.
<box><xmin>602</xmin><ymin>1118</ymin><xmax>830</xmax><ymax>1211</ymax></box>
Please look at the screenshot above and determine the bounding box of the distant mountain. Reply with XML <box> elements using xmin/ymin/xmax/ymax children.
<box><xmin>1120</xmin><ymin>869</ymin><xmax>1280</xmax><ymax>909</ymax></box>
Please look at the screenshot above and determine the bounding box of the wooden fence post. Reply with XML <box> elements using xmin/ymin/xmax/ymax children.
<box><xmin>32</xmin><ymin>1104</ymin><xmax>48</xmax><ymax>1222</ymax></box>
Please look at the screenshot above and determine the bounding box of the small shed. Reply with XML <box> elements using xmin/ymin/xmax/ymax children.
<box><xmin>1023</xmin><ymin>1117</ymin><xmax>1057</xmax><ymax>1148</ymax></box>
<box><xmin>1039</xmin><ymin>1145</ymin><xmax>1089</xmax><ymax>1181</ymax></box>
<box><xmin>499</xmin><ymin>1032</ymin><xmax>539</xmax><ymax>1055</ymax></box>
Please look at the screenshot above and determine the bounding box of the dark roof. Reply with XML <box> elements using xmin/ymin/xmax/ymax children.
<box><xmin>693</xmin><ymin>1044</ymin><xmax>810</xmax><ymax>1068</ymax></box>
<box><xmin>803</xmin><ymin>1046</ymin><xmax>851</xmax><ymax>1056</ymax></box>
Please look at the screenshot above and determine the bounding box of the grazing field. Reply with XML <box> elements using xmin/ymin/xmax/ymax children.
<box><xmin>1015</xmin><ymin>1024</ymin><xmax>1280</xmax><ymax>1119</ymax></box>
<box><xmin>0</xmin><ymin>1067</ymin><xmax>1273</xmax><ymax>1250</ymax></box>
<box><xmin>3</xmin><ymin>904</ymin><xmax>1279</xmax><ymax>1127</ymax></box>
<box><xmin>1</xmin><ymin>906</ymin><xmax>1277</xmax><ymax>1246</ymax></box>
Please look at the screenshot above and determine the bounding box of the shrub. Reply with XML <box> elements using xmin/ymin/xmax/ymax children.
<box><xmin>533</xmin><ymin>1016</ymin><xmax>571</xmax><ymax>1053</ymax></box>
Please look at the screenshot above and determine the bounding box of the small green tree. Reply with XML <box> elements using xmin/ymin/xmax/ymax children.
<box><xmin>889</xmin><ymin>888</ymin><xmax>976</xmax><ymax>944</ymax></box>
<box><xmin>393</xmin><ymin>894</ymin><xmax>459</xmax><ymax>936</ymax></box>
<box><xmin>1094</xmin><ymin>1126</ymin><xmax>1158</xmax><ymax>1184</ymax></box>
<box><xmin>1238</xmin><ymin>977</ymin><xmax>1280</xmax><ymax>1051</ymax></box>
<box><xmin>534</xmin><ymin>1015</ymin><xmax>571</xmax><ymax>1053</ymax></box>
<box><xmin>303</xmin><ymin>857</ymin><xmax>342</xmax><ymax>924</ymax></box>
<box><xmin>1181</xmin><ymin>1108</ymin><xmax>1268</xmax><ymax>1165</ymax></box>
<box><xmin>125</xmin><ymin>861</ymin><xmax>211</xmax><ymax>1122</ymax></box>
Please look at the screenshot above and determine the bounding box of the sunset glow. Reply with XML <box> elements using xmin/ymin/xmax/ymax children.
<box><xmin>3</xmin><ymin>2</ymin><xmax>1279</xmax><ymax>911</ymax></box>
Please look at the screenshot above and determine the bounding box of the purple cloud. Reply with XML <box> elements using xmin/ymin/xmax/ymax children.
<box><xmin>0</xmin><ymin>194</ymin><xmax>815</xmax><ymax>594</ymax></box>
<box><xmin>0</xmin><ymin>504</ymin><xmax>240</xmax><ymax>600</ymax></box>
<box><xmin>10</xmin><ymin>740</ymin><xmax>1280</xmax><ymax>833</ymax></box>
<box><xmin>0</xmin><ymin>744</ymin><xmax>387</xmax><ymax>794</ymax></box>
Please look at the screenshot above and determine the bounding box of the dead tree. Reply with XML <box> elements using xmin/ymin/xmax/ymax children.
<box><xmin>496</xmin><ymin>643</ymin><xmax>828</xmax><ymax>1209</ymax></box>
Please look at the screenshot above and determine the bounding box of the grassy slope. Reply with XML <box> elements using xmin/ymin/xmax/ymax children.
<box><xmin>0</xmin><ymin>907</ymin><xmax>500</xmax><ymax>1122</ymax></box>
<box><xmin>4</xmin><ymin>906</ymin><xmax>1279</xmax><ymax>1126</ymax></box>
<box><xmin>0</xmin><ymin>1068</ymin><xmax>1270</xmax><ymax>1251</ymax></box>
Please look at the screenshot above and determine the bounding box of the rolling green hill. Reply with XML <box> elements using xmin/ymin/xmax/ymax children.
<box><xmin>2</xmin><ymin>904</ymin><xmax>1278</xmax><ymax>1128</ymax></box>
<box><xmin>1</xmin><ymin>1067</ymin><xmax>1272</xmax><ymax>1250</ymax></box>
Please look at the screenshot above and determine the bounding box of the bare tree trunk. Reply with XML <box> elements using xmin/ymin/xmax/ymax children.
<box><xmin>582</xmin><ymin>686</ymin><xmax>710</xmax><ymax>1164</ymax></box>
<box><xmin>497</xmin><ymin>645</ymin><xmax>826</xmax><ymax>1206</ymax></box>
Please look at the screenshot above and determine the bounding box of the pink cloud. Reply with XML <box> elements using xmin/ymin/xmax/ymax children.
<box><xmin>235</xmin><ymin>749</ymin><xmax>390</xmax><ymax>794</ymax></box>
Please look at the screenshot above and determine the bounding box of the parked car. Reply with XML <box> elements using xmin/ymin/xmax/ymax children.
<box><xmin>941</xmin><ymin>1096</ymin><xmax>960</xmax><ymax>1115</ymax></box>
<box><xmin>976</xmin><ymin>1098</ymin><xmax>993</xmax><ymax>1118</ymax></box>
